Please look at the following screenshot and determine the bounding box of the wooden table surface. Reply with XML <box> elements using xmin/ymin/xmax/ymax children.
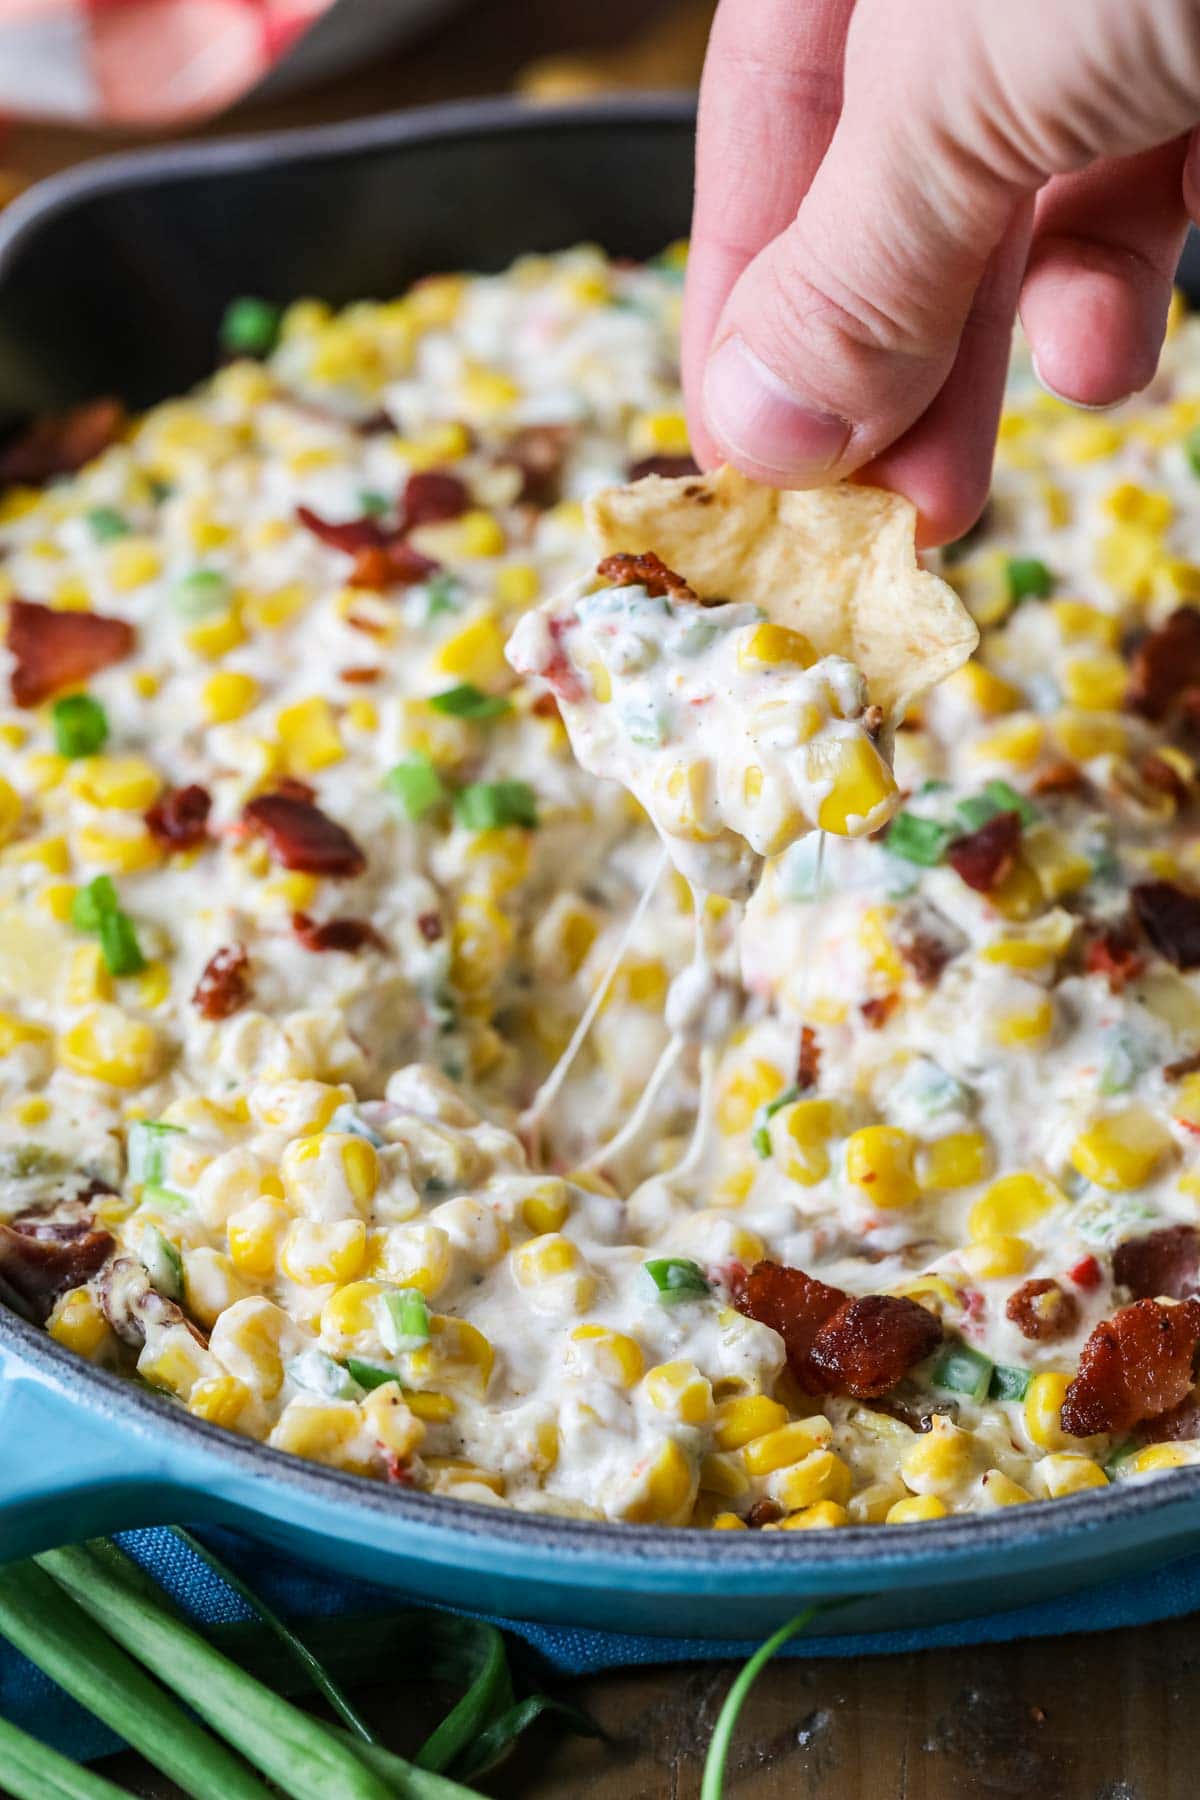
<box><xmin>3</xmin><ymin>4</ymin><xmax>1196</xmax><ymax>1795</ymax></box>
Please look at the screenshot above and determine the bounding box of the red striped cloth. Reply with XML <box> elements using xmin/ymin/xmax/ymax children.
<box><xmin>0</xmin><ymin>0</ymin><xmax>335</xmax><ymax>124</ymax></box>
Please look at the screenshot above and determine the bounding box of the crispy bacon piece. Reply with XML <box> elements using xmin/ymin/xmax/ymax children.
<box><xmin>1084</xmin><ymin>921</ymin><xmax>1145</xmax><ymax>993</ymax></box>
<box><xmin>144</xmin><ymin>783</ymin><xmax>211</xmax><ymax>852</ymax></box>
<box><xmin>1166</xmin><ymin>1050</ymin><xmax>1200</xmax><ymax>1082</ymax></box>
<box><xmin>730</xmin><ymin>1260</ymin><xmax>845</xmax><ymax>1388</ymax></box>
<box><xmin>860</xmin><ymin>994</ymin><xmax>900</xmax><ymax>1030</ymax></box>
<box><xmin>895</xmin><ymin>920</ymin><xmax>957</xmax><ymax>986</ymax></box>
<box><xmin>295</xmin><ymin>504</ymin><xmax>387</xmax><ymax>554</ymax></box>
<box><xmin>0</xmin><ymin>398</ymin><xmax>125</xmax><ymax>485</ymax></box>
<box><xmin>946</xmin><ymin>810</ymin><xmax>1022</xmax><ymax>894</ymax></box>
<box><xmin>503</xmin><ymin>424</ymin><xmax>570</xmax><ymax>504</ymax></box>
<box><xmin>403</xmin><ymin>469</ymin><xmax>469</xmax><ymax>528</ymax></box>
<box><xmin>1126</xmin><ymin>606</ymin><xmax>1200</xmax><ymax>721</ymax></box>
<box><xmin>627</xmin><ymin>454</ymin><xmax>700</xmax><ymax>483</ymax></box>
<box><xmin>1112</xmin><ymin>1225</ymin><xmax>1200</xmax><ymax>1301</ymax></box>
<box><xmin>7</xmin><ymin>598</ymin><xmax>135</xmax><ymax>707</ymax></box>
<box><xmin>416</xmin><ymin>911</ymin><xmax>444</xmax><ymax>942</ymax></box>
<box><xmin>796</xmin><ymin>1024</ymin><xmax>820</xmax><ymax>1091</ymax></box>
<box><xmin>1139</xmin><ymin>752</ymin><xmax>1190</xmax><ymax>807</ymax></box>
<box><xmin>1139</xmin><ymin>1398</ymin><xmax>1200</xmax><ymax>1444</ymax></box>
<box><xmin>595</xmin><ymin>550</ymin><xmax>696</xmax><ymax>602</ymax></box>
<box><xmin>192</xmin><ymin>945</ymin><xmax>251</xmax><ymax>1021</ymax></box>
<box><xmin>807</xmin><ymin>1294</ymin><xmax>943</xmax><ymax>1398</ymax></box>
<box><xmin>292</xmin><ymin>912</ymin><xmax>384</xmax><ymax>954</ymax></box>
<box><xmin>1131</xmin><ymin>880</ymin><xmax>1200</xmax><ymax>969</ymax></box>
<box><xmin>339</xmin><ymin>666</ymin><xmax>381</xmax><ymax>685</ymax></box>
<box><xmin>1005</xmin><ymin>1278</ymin><xmax>1080</xmax><ymax>1342</ymax></box>
<box><xmin>243</xmin><ymin>792</ymin><xmax>366</xmax><ymax>877</ymax></box>
<box><xmin>0</xmin><ymin>1217</ymin><xmax>113</xmax><ymax>1323</ymax></box>
<box><xmin>1061</xmin><ymin>1296</ymin><xmax>1200</xmax><ymax>1437</ymax></box>
<box><xmin>1031</xmin><ymin>760</ymin><xmax>1087</xmax><ymax>798</ymax></box>
<box><xmin>272</xmin><ymin>777</ymin><xmax>317</xmax><ymax>804</ymax></box>
<box><xmin>744</xmin><ymin>1499</ymin><xmax>784</xmax><ymax>1528</ymax></box>
<box><xmin>348</xmin><ymin>539</ymin><xmax>439</xmax><ymax>590</ymax></box>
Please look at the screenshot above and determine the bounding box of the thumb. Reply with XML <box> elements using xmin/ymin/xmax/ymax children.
<box><xmin>701</xmin><ymin>0</ymin><xmax>1025</xmax><ymax>484</ymax></box>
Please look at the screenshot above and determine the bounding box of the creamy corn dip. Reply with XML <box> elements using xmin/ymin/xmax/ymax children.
<box><xmin>5</xmin><ymin>248</ymin><xmax>1200</xmax><ymax>1531</ymax></box>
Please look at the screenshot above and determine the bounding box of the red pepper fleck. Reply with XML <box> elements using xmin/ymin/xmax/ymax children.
<box><xmin>1069</xmin><ymin>1254</ymin><xmax>1103</xmax><ymax>1291</ymax></box>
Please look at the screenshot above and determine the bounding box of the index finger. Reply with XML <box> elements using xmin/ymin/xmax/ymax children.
<box><xmin>682</xmin><ymin>0</ymin><xmax>856</xmax><ymax>468</ymax></box>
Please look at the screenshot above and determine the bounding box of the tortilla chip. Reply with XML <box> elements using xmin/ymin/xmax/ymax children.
<box><xmin>586</xmin><ymin>465</ymin><xmax>977</xmax><ymax>721</ymax></box>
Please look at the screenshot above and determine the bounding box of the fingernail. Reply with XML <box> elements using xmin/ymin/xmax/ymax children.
<box><xmin>1031</xmin><ymin>351</ymin><xmax>1128</xmax><ymax>413</ymax></box>
<box><xmin>703</xmin><ymin>335</ymin><xmax>850</xmax><ymax>477</ymax></box>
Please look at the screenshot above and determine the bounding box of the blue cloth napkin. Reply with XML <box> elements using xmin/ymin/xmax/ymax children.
<box><xmin>3</xmin><ymin>1524</ymin><xmax>1200</xmax><ymax>1765</ymax></box>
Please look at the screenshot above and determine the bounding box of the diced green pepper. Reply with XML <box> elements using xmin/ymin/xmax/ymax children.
<box><xmin>219</xmin><ymin>296</ymin><xmax>282</xmax><ymax>358</ymax></box>
<box><xmin>52</xmin><ymin>693</ymin><xmax>108</xmax><ymax>759</ymax></box>
<box><xmin>885</xmin><ymin>811</ymin><xmax>954</xmax><ymax>866</ymax></box>
<box><xmin>383</xmin><ymin>754</ymin><xmax>448</xmax><ymax>821</ymax></box>
<box><xmin>933</xmin><ymin>1342</ymin><xmax>994</xmax><ymax>1403</ymax></box>
<box><xmin>453</xmin><ymin>780</ymin><xmax>538</xmax><ymax>830</ymax></box>
<box><xmin>1005</xmin><ymin>556</ymin><xmax>1054</xmax><ymax>603</ymax></box>
<box><xmin>644</xmin><ymin>1257</ymin><xmax>710</xmax><ymax>1303</ymax></box>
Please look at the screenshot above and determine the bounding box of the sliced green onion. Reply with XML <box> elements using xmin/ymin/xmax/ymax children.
<box><xmin>357</xmin><ymin>489</ymin><xmax>391</xmax><ymax>517</ymax></box>
<box><xmin>140</xmin><ymin>1182</ymin><xmax>190</xmax><ymax>1213</ymax></box>
<box><xmin>380</xmin><ymin>1286</ymin><xmax>431</xmax><ymax>1353</ymax></box>
<box><xmin>1005</xmin><ymin>555</ymin><xmax>1054</xmax><ymax>603</ymax></box>
<box><xmin>0</xmin><ymin>1712</ymin><xmax>134</xmax><ymax>1800</ymax></box>
<box><xmin>700</xmin><ymin>1608</ymin><xmax>818</xmax><ymax>1800</ymax></box>
<box><xmin>644</xmin><ymin>1257</ymin><xmax>710</xmax><ymax>1304</ymax></box>
<box><xmin>288</xmin><ymin>1348</ymin><xmax>361</xmax><ymax>1400</ymax></box>
<box><xmin>885</xmin><ymin>811</ymin><xmax>953</xmax><ymax>866</ymax></box>
<box><xmin>1186</xmin><ymin>425</ymin><xmax>1200</xmax><ymax>476</ymax></box>
<box><xmin>956</xmin><ymin>778</ymin><xmax>1038</xmax><ymax>833</ymax></box>
<box><xmin>71</xmin><ymin>874</ymin><xmax>119</xmax><ymax>932</ymax></box>
<box><xmin>343</xmin><ymin>1356</ymin><xmax>400</xmax><ymax>1391</ymax></box>
<box><xmin>452</xmin><ymin>1695</ymin><xmax>603</xmax><ymax>1782</ymax></box>
<box><xmin>97</xmin><ymin>906</ymin><xmax>146</xmax><ymax>976</ymax></box>
<box><xmin>384</xmin><ymin>753</ymin><xmax>448</xmax><ymax>821</ymax></box>
<box><xmin>453</xmin><ymin>780</ymin><xmax>538</xmax><ymax>830</ymax></box>
<box><xmin>139</xmin><ymin>1223</ymin><xmax>184</xmax><ymax>1302</ymax></box>
<box><xmin>127</xmin><ymin>1118</ymin><xmax>183</xmax><ymax>1187</ymax></box>
<box><xmin>52</xmin><ymin>693</ymin><xmax>108</xmax><ymax>758</ymax></box>
<box><xmin>752</xmin><ymin>1084</ymin><xmax>800</xmax><ymax>1159</ymax></box>
<box><xmin>85</xmin><ymin>506</ymin><xmax>131</xmax><ymax>544</ymax></box>
<box><xmin>219</xmin><ymin>297</ymin><xmax>282</xmax><ymax>359</ymax></box>
<box><xmin>932</xmin><ymin>1342</ymin><xmax>993</xmax><ymax>1403</ymax></box>
<box><xmin>424</xmin><ymin>574</ymin><xmax>463</xmax><ymax>620</ymax></box>
<box><xmin>173</xmin><ymin>569</ymin><xmax>232</xmax><ymax>618</ymax></box>
<box><xmin>988</xmin><ymin>1362</ymin><xmax>1032</xmax><ymax>1403</ymax></box>
<box><xmin>429</xmin><ymin>684</ymin><xmax>513</xmax><ymax>721</ymax></box>
<box><xmin>1103</xmin><ymin>1438</ymin><xmax>1137</xmax><ymax>1477</ymax></box>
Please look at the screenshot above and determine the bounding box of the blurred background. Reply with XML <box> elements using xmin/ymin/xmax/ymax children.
<box><xmin>0</xmin><ymin>0</ymin><xmax>712</xmax><ymax>196</ymax></box>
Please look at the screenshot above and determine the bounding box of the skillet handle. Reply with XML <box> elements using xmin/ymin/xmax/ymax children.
<box><xmin>0</xmin><ymin>1342</ymin><xmax>220</xmax><ymax>1562</ymax></box>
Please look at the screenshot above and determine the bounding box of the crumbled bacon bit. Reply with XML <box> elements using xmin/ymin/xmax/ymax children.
<box><xmin>730</xmin><ymin>1260</ymin><xmax>845</xmax><ymax>1389</ymax></box>
<box><xmin>296</xmin><ymin>504</ymin><xmax>387</xmax><ymax>554</ymax></box>
<box><xmin>860</xmin><ymin>994</ymin><xmax>900</xmax><ymax>1030</ymax></box>
<box><xmin>946</xmin><ymin>810</ymin><xmax>1022</xmax><ymax>894</ymax></box>
<box><xmin>1005</xmin><ymin>1278</ymin><xmax>1080</xmax><ymax>1342</ymax></box>
<box><xmin>531</xmin><ymin>692</ymin><xmax>560</xmax><ymax>719</ymax></box>
<box><xmin>1061</xmin><ymin>1296</ymin><xmax>1200</xmax><ymax>1436</ymax></box>
<box><xmin>1126</xmin><ymin>606</ymin><xmax>1200</xmax><ymax>721</ymax></box>
<box><xmin>403</xmin><ymin>469</ymin><xmax>469</xmax><ymax>528</ymax></box>
<box><xmin>1131</xmin><ymin>881</ymin><xmax>1200</xmax><ymax>969</ymax></box>
<box><xmin>504</xmin><ymin>425</ymin><xmax>570</xmax><ymax>505</ymax></box>
<box><xmin>348</xmin><ymin>539</ymin><xmax>439</xmax><ymax>590</ymax></box>
<box><xmin>1139</xmin><ymin>1398</ymin><xmax>1200</xmax><ymax>1444</ymax></box>
<box><xmin>339</xmin><ymin>666</ymin><xmax>382</xmax><ymax>684</ymax></box>
<box><xmin>416</xmin><ymin>911</ymin><xmax>444</xmax><ymax>942</ymax></box>
<box><xmin>897</xmin><ymin>929</ymin><xmax>953</xmax><ymax>987</ymax></box>
<box><xmin>795</xmin><ymin>1024</ymin><xmax>820</xmax><ymax>1091</ymax></box>
<box><xmin>242</xmin><ymin>792</ymin><xmax>366</xmax><ymax>877</ymax></box>
<box><xmin>744</xmin><ymin>1499</ymin><xmax>784</xmax><ymax>1529</ymax></box>
<box><xmin>1112</xmin><ymin>1225</ymin><xmax>1200</xmax><ymax>1301</ymax></box>
<box><xmin>1031</xmin><ymin>760</ymin><xmax>1088</xmax><ymax>798</ymax></box>
<box><xmin>862</xmin><ymin>704</ymin><xmax>884</xmax><ymax>739</ymax></box>
<box><xmin>192</xmin><ymin>945</ymin><xmax>251</xmax><ymax>1021</ymax></box>
<box><xmin>627</xmin><ymin>454</ymin><xmax>700</xmax><ymax>483</ymax></box>
<box><xmin>1069</xmin><ymin>1254</ymin><xmax>1103</xmax><ymax>1291</ymax></box>
<box><xmin>0</xmin><ymin>398</ymin><xmax>125</xmax><ymax>485</ymax></box>
<box><xmin>0</xmin><ymin>1218</ymin><xmax>113</xmax><ymax>1323</ymax></box>
<box><xmin>7</xmin><ymin>598</ymin><xmax>135</xmax><ymax>707</ymax></box>
<box><xmin>1139</xmin><ymin>752</ymin><xmax>1189</xmax><ymax>806</ymax></box>
<box><xmin>595</xmin><ymin>550</ymin><xmax>696</xmax><ymax>601</ymax></box>
<box><xmin>807</xmin><ymin>1293</ymin><xmax>944</xmax><ymax>1398</ymax></box>
<box><xmin>1084</xmin><ymin>921</ymin><xmax>1145</xmax><ymax>993</ymax></box>
<box><xmin>144</xmin><ymin>783</ymin><xmax>211</xmax><ymax>851</ymax></box>
<box><xmin>292</xmin><ymin>912</ymin><xmax>384</xmax><ymax>954</ymax></box>
<box><xmin>1165</xmin><ymin>1050</ymin><xmax>1200</xmax><ymax>1081</ymax></box>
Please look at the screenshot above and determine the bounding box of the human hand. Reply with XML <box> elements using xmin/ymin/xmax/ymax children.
<box><xmin>683</xmin><ymin>0</ymin><xmax>1200</xmax><ymax>543</ymax></box>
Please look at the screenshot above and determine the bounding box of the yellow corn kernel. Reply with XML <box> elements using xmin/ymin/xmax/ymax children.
<box><xmin>59</xmin><ymin>1006</ymin><xmax>159</xmax><ymax>1087</ymax></box>
<box><xmin>245</xmin><ymin>582</ymin><xmax>311</xmax><ymax>631</ymax></box>
<box><xmin>209</xmin><ymin>1297</ymin><xmax>292</xmax><ymax>1399</ymax></box>
<box><xmin>628</xmin><ymin>408</ymin><xmax>690</xmax><ymax>457</ymax></box>
<box><xmin>1173</xmin><ymin>1072</ymin><xmax>1200</xmax><ymax>1132</ymax></box>
<box><xmin>373</xmin><ymin>1222</ymin><xmax>452</xmax><ymax>1297</ymax></box>
<box><xmin>585</xmin><ymin>659</ymin><xmax>612</xmax><ymax>703</ymax></box>
<box><xmin>886</xmin><ymin>1494</ymin><xmax>948</xmax><ymax>1524</ymax></box>
<box><xmin>1104</xmin><ymin>481</ymin><xmax>1172</xmax><ymax>531</ymax></box>
<box><xmin>426</xmin><ymin>1459</ymin><xmax>506</xmax><ymax>1498</ymax></box>
<box><xmin>642</xmin><ymin>1361</ymin><xmax>714</xmax><ymax>1426</ymax></box>
<box><xmin>991</xmin><ymin>992</ymin><xmax>1054</xmax><ymax>1048</ymax></box>
<box><xmin>280</xmin><ymin>1218</ymin><xmax>368</xmax><ymax>1286</ymax></box>
<box><xmin>269</xmin><ymin>1399</ymin><xmax>361</xmax><ymax>1466</ymax></box>
<box><xmin>716</xmin><ymin>1058</ymin><xmax>785</xmax><ymax>1134</ymax></box>
<box><xmin>188</xmin><ymin>1375</ymin><xmax>251</xmax><ymax>1430</ymax></box>
<box><xmin>429</xmin><ymin>510</ymin><xmax>507</xmax><ymax>563</ymax></box>
<box><xmin>134</xmin><ymin>961</ymin><xmax>170</xmax><ymax>1010</ymax></box>
<box><xmin>37</xmin><ymin>882</ymin><xmax>76</xmax><ymax>923</ymax></box>
<box><xmin>743</xmin><ymin>1417</ymin><xmax>833</xmax><ymax>1477</ymax></box>
<box><xmin>227</xmin><ymin>1199</ymin><xmax>291</xmax><ymax>1279</ymax></box>
<box><xmin>773</xmin><ymin>1097</ymin><xmax>842</xmax><ymax>1187</ymax></box>
<box><xmin>712</xmin><ymin>1394</ymin><xmax>788</xmax><ymax>1451</ymax></box>
<box><xmin>361</xmin><ymin>1382</ymin><xmax>424</xmax><ymax>1460</ymax></box>
<box><xmin>68</xmin><ymin>755</ymin><xmax>162</xmax><ymax>812</ymax></box>
<box><xmin>10</xmin><ymin>1095</ymin><xmax>50</xmax><ymax>1126</ymax></box>
<box><xmin>845</xmin><ymin>1125</ymin><xmax>919</xmax><ymax>1208</ymax></box>
<box><xmin>1023</xmin><ymin>1370</ymin><xmax>1083</xmax><ymax>1453</ymax></box>
<box><xmin>280</xmin><ymin>1131</ymin><xmax>379</xmax><ymax>1221</ymax></box>
<box><xmin>970</xmin><ymin>716</ymin><xmax>1044</xmax><ymax>770</ymax></box>
<box><xmin>73</xmin><ymin>822</ymin><xmax>161</xmax><ymax>874</ymax></box>
<box><xmin>1052</xmin><ymin>709</ymin><xmax>1128</xmax><ymax>761</ymax></box>
<box><xmin>520</xmin><ymin>1182</ymin><xmax>571</xmax><ymax>1236</ymax></box>
<box><xmin>465</xmin><ymin>826</ymin><xmax>532</xmax><ymax>896</ymax></box>
<box><xmin>768</xmin><ymin>1449</ymin><xmax>852</xmax><ymax>1512</ymax></box>
<box><xmin>600</xmin><ymin>956</ymin><xmax>670</xmax><ymax>1012</ymax></box>
<box><xmin>319</xmin><ymin>1278</ymin><xmax>388</xmax><ymax>1347</ymax></box>
<box><xmin>813</xmin><ymin>736</ymin><xmax>898</xmax><ymax>836</ymax></box>
<box><xmin>47</xmin><ymin>1286</ymin><xmax>110</xmax><ymax>1358</ymax></box>
<box><xmin>566</xmin><ymin>1323</ymin><xmax>645</xmax><ymax>1387</ymax></box>
<box><xmin>1050</xmin><ymin>598</ymin><xmax>1120</xmax><ymax>647</ymax></box>
<box><xmin>345</xmin><ymin>698</ymin><xmax>377</xmax><ymax>733</ymax></box>
<box><xmin>712</xmin><ymin>1512</ymin><xmax>748</xmax><ymax>1530</ymax></box>
<box><xmin>700</xmin><ymin>1451</ymin><xmax>752</xmax><ymax>1500</ymax></box>
<box><xmin>65</xmin><ymin>943</ymin><xmax>113</xmax><ymax>1007</ymax></box>
<box><xmin>459</xmin><ymin>364</ymin><xmax>520</xmax><ymax>420</ymax></box>
<box><xmin>450</xmin><ymin>894</ymin><xmax>513</xmax><ymax>998</ymax></box>
<box><xmin>49</xmin><ymin>575</ymin><xmax>90</xmax><ymax>613</ymax></box>
<box><xmin>947</xmin><ymin>660</ymin><xmax>1023</xmax><ymax>715</ymax></box>
<box><xmin>185</xmin><ymin>607</ymin><xmax>246</xmax><ymax>660</ymax></box>
<box><xmin>981</xmin><ymin>1469</ymin><xmax>1031</xmax><ymax>1507</ymax></box>
<box><xmin>655</xmin><ymin>759</ymin><xmax>719</xmax><ymax>841</ymax></box>
<box><xmin>1070</xmin><ymin>1107</ymin><xmax>1174</xmax><ymax>1191</ymax></box>
<box><xmin>0</xmin><ymin>1011</ymin><xmax>52</xmax><ymax>1057</ymax></box>
<box><xmin>858</xmin><ymin>904</ymin><xmax>906</xmax><ymax>986</ymax></box>
<box><xmin>407</xmin><ymin>1315</ymin><xmax>495</xmax><ymax>1396</ymax></box>
<box><xmin>513</xmin><ymin>1232</ymin><xmax>579</xmax><ymax>1286</ymax></box>
<box><xmin>1037</xmin><ymin>1453</ymin><xmax>1109</xmax><ymax>1499</ymax></box>
<box><xmin>847</xmin><ymin>1479</ymin><xmax>906</xmax><ymax>1524</ymax></box>
<box><xmin>900</xmin><ymin>1416</ymin><xmax>974</xmax><ymax>1494</ymax></box>
<box><xmin>1061</xmin><ymin>652</ymin><xmax>1127</xmax><ymax>712</ymax></box>
<box><xmin>276</xmin><ymin>696</ymin><xmax>345</xmax><ymax>775</ymax></box>
<box><xmin>407</xmin><ymin>1390</ymin><xmax>456</xmax><ymax>1424</ymax></box>
<box><xmin>968</xmin><ymin>1172</ymin><xmax>1062</xmax><ymax>1241</ymax></box>
<box><xmin>23</xmin><ymin>752</ymin><xmax>67</xmax><ymax>795</ymax></box>
<box><xmin>0</xmin><ymin>486</ymin><xmax>42</xmax><ymax>524</ymax></box>
<box><xmin>202</xmin><ymin>670</ymin><xmax>259</xmax><ymax>724</ymax></box>
<box><xmin>108</xmin><ymin>539</ymin><xmax>162</xmax><ymax>592</ymax></box>
<box><xmin>495</xmin><ymin>563</ymin><xmax>539</xmax><ymax>608</ymax></box>
<box><xmin>1058</xmin><ymin>417</ymin><xmax>1124</xmax><ymax>464</ymax></box>
<box><xmin>620</xmin><ymin>1438</ymin><xmax>697</xmax><ymax>1526</ymax></box>
<box><xmin>960</xmin><ymin>1233</ymin><xmax>1030</xmax><ymax>1279</ymax></box>
<box><xmin>777</xmin><ymin>1501</ymin><xmax>849</xmax><ymax>1531</ymax></box>
<box><xmin>138</xmin><ymin>1333</ymin><xmax>210</xmax><ymax>1400</ymax></box>
<box><xmin>918</xmin><ymin>1130</ymin><xmax>991</xmax><ymax>1193</ymax></box>
<box><xmin>737</xmin><ymin>622</ymin><xmax>815</xmax><ymax>671</ymax></box>
<box><xmin>0</xmin><ymin>777</ymin><xmax>22</xmax><ymax>849</ymax></box>
<box><xmin>1131</xmin><ymin>1443</ymin><xmax>1192</xmax><ymax>1474</ymax></box>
